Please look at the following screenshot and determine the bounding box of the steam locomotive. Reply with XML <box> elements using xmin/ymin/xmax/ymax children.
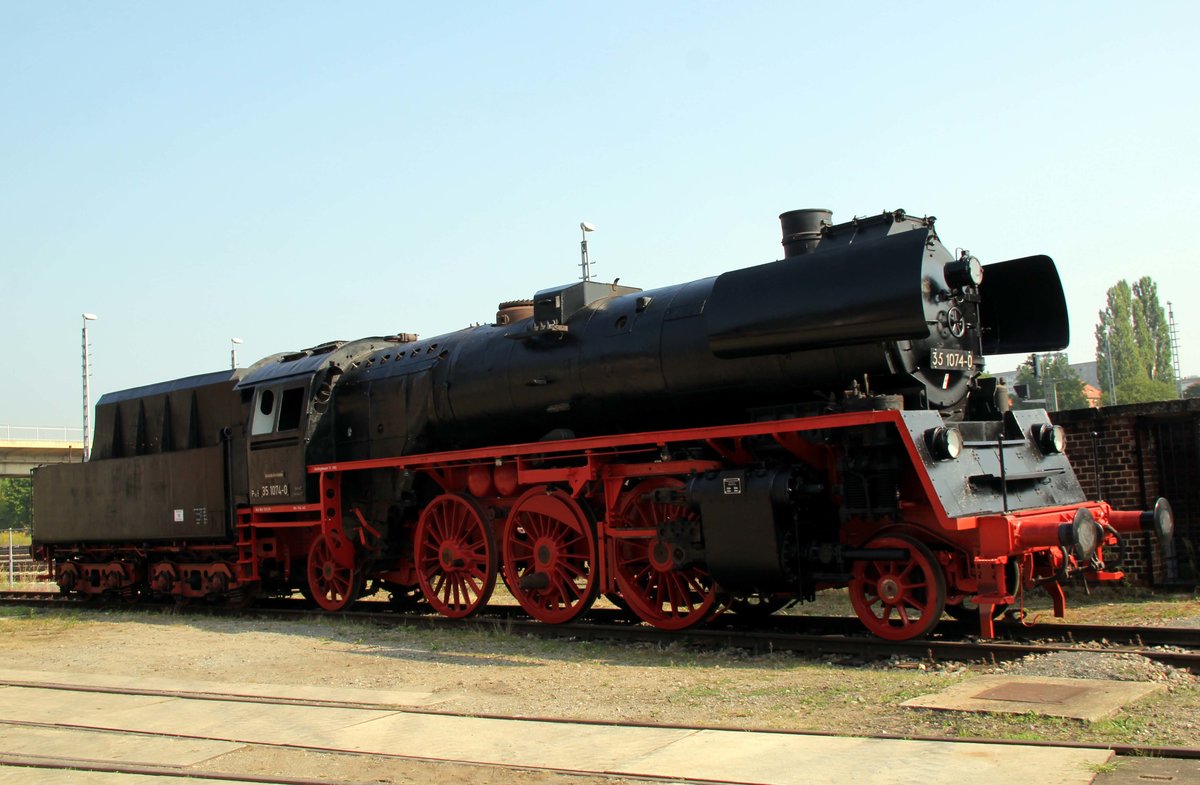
<box><xmin>32</xmin><ymin>208</ymin><xmax>1173</xmax><ymax>640</ymax></box>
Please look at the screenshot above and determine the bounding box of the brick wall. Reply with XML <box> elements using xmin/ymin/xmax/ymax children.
<box><xmin>1051</xmin><ymin>398</ymin><xmax>1200</xmax><ymax>587</ymax></box>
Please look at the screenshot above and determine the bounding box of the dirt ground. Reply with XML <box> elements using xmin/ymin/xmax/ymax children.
<box><xmin>0</xmin><ymin>591</ymin><xmax>1197</xmax><ymax>784</ymax></box>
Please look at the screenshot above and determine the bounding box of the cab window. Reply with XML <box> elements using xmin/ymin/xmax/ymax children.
<box><xmin>251</xmin><ymin>385</ymin><xmax>306</xmax><ymax>435</ymax></box>
<box><xmin>278</xmin><ymin>387</ymin><xmax>304</xmax><ymax>431</ymax></box>
<box><xmin>251</xmin><ymin>389</ymin><xmax>275</xmax><ymax>435</ymax></box>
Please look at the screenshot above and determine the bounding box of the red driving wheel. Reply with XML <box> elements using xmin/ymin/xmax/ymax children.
<box><xmin>502</xmin><ymin>487</ymin><xmax>598</xmax><ymax>624</ymax></box>
<box><xmin>414</xmin><ymin>493</ymin><xmax>497</xmax><ymax>618</ymax></box>
<box><xmin>307</xmin><ymin>534</ymin><xmax>359</xmax><ymax>612</ymax></box>
<box><xmin>849</xmin><ymin>534</ymin><xmax>946</xmax><ymax>640</ymax></box>
<box><xmin>611</xmin><ymin>478</ymin><xmax>718</xmax><ymax>630</ymax></box>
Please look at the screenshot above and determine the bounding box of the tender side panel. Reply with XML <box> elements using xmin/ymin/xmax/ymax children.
<box><xmin>33</xmin><ymin>445</ymin><xmax>230</xmax><ymax>543</ymax></box>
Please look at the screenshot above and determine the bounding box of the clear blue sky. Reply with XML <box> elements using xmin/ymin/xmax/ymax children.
<box><xmin>3</xmin><ymin>2</ymin><xmax>1198</xmax><ymax>429</ymax></box>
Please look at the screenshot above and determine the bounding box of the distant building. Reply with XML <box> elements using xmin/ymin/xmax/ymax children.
<box><xmin>1082</xmin><ymin>383</ymin><xmax>1102</xmax><ymax>408</ymax></box>
<box><xmin>1072</xmin><ymin>361</ymin><xmax>1100</xmax><ymax>388</ymax></box>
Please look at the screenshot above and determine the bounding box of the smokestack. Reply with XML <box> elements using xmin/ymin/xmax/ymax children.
<box><xmin>779</xmin><ymin>209</ymin><xmax>832</xmax><ymax>258</ymax></box>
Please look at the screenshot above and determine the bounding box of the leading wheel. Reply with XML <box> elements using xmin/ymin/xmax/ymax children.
<box><xmin>502</xmin><ymin>487</ymin><xmax>598</xmax><ymax>624</ymax></box>
<box><xmin>307</xmin><ymin>535</ymin><xmax>360</xmax><ymax>612</ymax></box>
<box><xmin>611</xmin><ymin>478</ymin><xmax>718</xmax><ymax>631</ymax></box>
<box><xmin>414</xmin><ymin>494</ymin><xmax>497</xmax><ymax>618</ymax></box>
<box><xmin>849</xmin><ymin>534</ymin><xmax>946</xmax><ymax>641</ymax></box>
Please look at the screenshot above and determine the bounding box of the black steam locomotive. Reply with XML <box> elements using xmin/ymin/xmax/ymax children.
<box><xmin>32</xmin><ymin>208</ymin><xmax>1172</xmax><ymax>640</ymax></box>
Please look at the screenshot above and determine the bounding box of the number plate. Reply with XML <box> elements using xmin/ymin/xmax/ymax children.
<box><xmin>930</xmin><ymin>348</ymin><xmax>974</xmax><ymax>371</ymax></box>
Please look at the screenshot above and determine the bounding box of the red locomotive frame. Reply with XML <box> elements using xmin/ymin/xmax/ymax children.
<box><xmin>48</xmin><ymin>408</ymin><xmax>1156</xmax><ymax>641</ymax></box>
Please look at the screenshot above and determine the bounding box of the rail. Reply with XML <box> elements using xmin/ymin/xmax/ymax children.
<box><xmin>0</xmin><ymin>425</ymin><xmax>83</xmax><ymax>442</ymax></box>
<box><xmin>2</xmin><ymin>593</ymin><xmax>1197</xmax><ymax>673</ymax></box>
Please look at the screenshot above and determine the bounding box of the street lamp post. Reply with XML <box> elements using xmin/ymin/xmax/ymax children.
<box><xmin>1047</xmin><ymin>378</ymin><xmax>1065</xmax><ymax>411</ymax></box>
<box><xmin>82</xmin><ymin>313</ymin><xmax>98</xmax><ymax>462</ymax></box>
<box><xmin>1103</xmin><ymin>328</ymin><xmax>1118</xmax><ymax>406</ymax></box>
<box><xmin>231</xmin><ymin>338</ymin><xmax>244</xmax><ymax>370</ymax></box>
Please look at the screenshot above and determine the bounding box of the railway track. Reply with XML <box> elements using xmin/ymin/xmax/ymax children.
<box><xmin>4</xmin><ymin>736</ymin><xmax>1194</xmax><ymax>785</ymax></box>
<box><xmin>0</xmin><ymin>677</ymin><xmax>1197</xmax><ymax>768</ymax></box>
<box><xmin>4</xmin><ymin>589</ymin><xmax>1198</xmax><ymax>672</ymax></box>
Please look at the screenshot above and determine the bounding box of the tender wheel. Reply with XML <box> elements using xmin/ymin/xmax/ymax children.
<box><xmin>611</xmin><ymin>478</ymin><xmax>718</xmax><ymax>631</ymax></box>
<box><xmin>502</xmin><ymin>487</ymin><xmax>598</xmax><ymax>624</ymax></box>
<box><xmin>150</xmin><ymin>563</ymin><xmax>176</xmax><ymax>598</ymax></box>
<box><xmin>414</xmin><ymin>494</ymin><xmax>497</xmax><ymax>618</ymax></box>
<box><xmin>56</xmin><ymin>562</ymin><xmax>80</xmax><ymax>594</ymax></box>
<box><xmin>849</xmin><ymin>534</ymin><xmax>946</xmax><ymax>641</ymax></box>
<box><xmin>306</xmin><ymin>534</ymin><xmax>360</xmax><ymax>612</ymax></box>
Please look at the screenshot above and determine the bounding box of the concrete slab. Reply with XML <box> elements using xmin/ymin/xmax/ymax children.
<box><xmin>303</xmin><ymin>711</ymin><xmax>698</xmax><ymax>770</ymax></box>
<box><xmin>618</xmin><ymin>729</ymin><xmax>1112</xmax><ymax>785</ymax></box>
<box><xmin>0</xmin><ymin>668</ymin><xmax>442</xmax><ymax>708</ymax></box>
<box><xmin>1095</xmin><ymin>756</ymin><xmax>1200</xmax><ymax>784</ymax></box>
<box><xmin>0</xmin><ymin>725</ymin><xmax>242</xmax><ymax>767</ymax></box>
<box><xmin>0</xmin><ymin>686</ymin><xmax>395</xmax><ymax>747</ymax></box>
<box><xmin>0</xmin><ymin>685</ymin><xmax>176</xmax><ymax>722</ymax></box>
<box><xmin>0</xmin><ymin>680</ymin><xmax>1119</xmax><ymax>785</ymax></box>
<box><xmin>901</xmin><ymin>676</ymin><xmax>1164</xmax><ymax>721</ymax></box>
<box><xmin>0</xmin><ymin>767</ymin><xmax>254</xmax><ymax>785</ymax></box>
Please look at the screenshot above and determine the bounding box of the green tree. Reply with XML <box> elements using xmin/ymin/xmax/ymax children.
<box><xmin>0</xmin><ymin>478</ymin><xmax>32</xmax><ymax>532</ymax></box>
<box><xmin>1095</xmin><ymin>276</ymin><xmax>1176</xmax><ymax>404</ymax></box>
<box><xmin>1014</xmin><ymin>353</ymin><xmax>1088</xmax><ymax>410</ymax></box>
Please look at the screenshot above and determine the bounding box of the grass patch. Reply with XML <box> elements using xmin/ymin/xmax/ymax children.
<box><xmin>2</xmin><ymin>530</ymin><xmax>31</xmax><ymax>548</ymax></box>
<box><xmin>0</xmin><ymin>606</ymin><xmax>84</xmax><ymax>633</ymax></box>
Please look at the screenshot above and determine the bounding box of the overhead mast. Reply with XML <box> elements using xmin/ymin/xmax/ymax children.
<box><xmin>579</xmin><ymin>221</ymin><xmax>595</xmax><ymax>281</ymax></box>
<box><xmin>1169</xmin><ymin>301</ymin><xmax>1182</xmax><ymax>397</ymax></box>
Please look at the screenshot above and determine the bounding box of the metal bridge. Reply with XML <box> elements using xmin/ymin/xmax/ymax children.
<box><xmin>0</xmin><ymin>426</ymin><xmax>84</xmax><ymax>478</ymax></box>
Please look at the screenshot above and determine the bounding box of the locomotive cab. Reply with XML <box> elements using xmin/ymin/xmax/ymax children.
<box><xmin>243</xmin><ymin>377</ymin><xmax>312</xmax><ymax>504</ymax></box>
<box><xmin>237</xmin><ymin>339</ymin><xmax>379</xmax><ymax>504</ymax></box>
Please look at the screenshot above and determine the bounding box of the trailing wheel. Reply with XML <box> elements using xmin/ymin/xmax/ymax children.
<box><xmin>414</xmin><ymin>493</ymin><xmax>497</xmax><ymax>618</ymax></box>
<box><xmin>149</xmin><ymin>562</ymin><xmax>176</xmax><ymax>598</ymax></box>
<box><xmin>502</xmin><ymin>487</ymin><xmax>598</xmax><ymax>624</ymax></box>
<box><xmin>610</xmin><ymin>478</ymin><xmax>718</xmax><ymax>630</ymax></box>
<box><xmin>306</xmin><ymin>534</ymin><xmax>360</xmax><ymax>612</ymax></box>
<box><xmin>849</xmin><ymin>534</ymin><xmax>946</xmax><ymax>641</ymax></box>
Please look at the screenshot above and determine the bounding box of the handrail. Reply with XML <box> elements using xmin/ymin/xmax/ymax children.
<box><xmin>0</xmin><ymin>425</ymin><xmax>84</xmax><ymax>442</ymax></box>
